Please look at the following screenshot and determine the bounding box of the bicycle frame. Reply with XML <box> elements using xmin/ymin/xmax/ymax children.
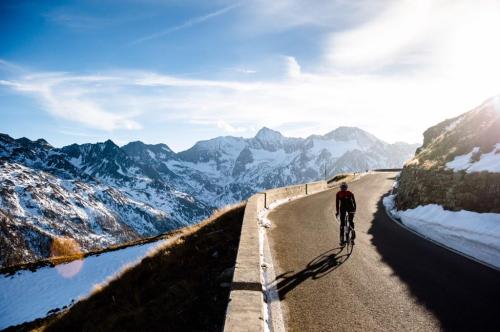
<box><xmin>336</xmin><ymin>212</ymin><xmax>355</xmax><ymax>246</ymax></box>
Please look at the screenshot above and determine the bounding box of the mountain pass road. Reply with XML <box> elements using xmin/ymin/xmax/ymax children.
<box><xmin>267</xmin><ymin>172</ymin><xmax>500</xmax><ymax>331</ymax></box>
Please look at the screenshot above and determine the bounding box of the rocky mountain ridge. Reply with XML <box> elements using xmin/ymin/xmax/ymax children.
<box><xmin>0</xmin><ymin>126</ymin><xmax>418</xmax><ymax>267</ymax></box>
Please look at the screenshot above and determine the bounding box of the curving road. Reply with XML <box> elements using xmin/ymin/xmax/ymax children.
<box><xmin>267</xmin><ymin>172</ymin><xmax>500</xmax><ymax>331</ymax></box>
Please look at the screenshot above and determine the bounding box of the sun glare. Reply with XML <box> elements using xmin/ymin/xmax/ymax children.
<box><xmin>51</xmin><ymin>237</ymin><xmax>84</xmax><ymax>278</ymax></box>
<box><xmin>443</xmin><ymin>3</ymin><xmax>500</xmax><ymax>100</ymax></box>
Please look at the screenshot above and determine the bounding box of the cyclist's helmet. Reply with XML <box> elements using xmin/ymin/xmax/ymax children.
<box><xmin>340</xmin><ymin>182</ymin><xmax>348</xmax><ymax>190</ymax></box>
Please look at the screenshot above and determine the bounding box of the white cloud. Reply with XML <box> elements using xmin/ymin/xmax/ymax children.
<box><xmin>285</xmin><ymin>56</ymin><xmax>301</xmax><ymax>78</ymax></box>
<box><xmin>216</xmin><ymin>120</ymin><xmax>247</xmax><ymax>133</ymax></box>
<box><xmin>326</xmin><ymin>0</ymin><xmax>434</xmax><ymax>70</ymax></box>
<box><xmin>326</xmin><ymin>0</ymin><xmax>500</xmax><ymax>79</ymax></box>
<box><xmin>233</xmin><ymin>68</ymin><xmax>257</xmax><ymax>74</ymax></box>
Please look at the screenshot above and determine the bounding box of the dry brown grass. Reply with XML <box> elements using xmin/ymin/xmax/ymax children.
<box><xmin>328</xmin><ymin>172</ymin><xmax>358</xmax><ymax>186</ymax></box>
<box><xmin>7</xmin><ymin>202</ymin><xmax>246</xmax><ymax>332</ymax></box>
<box><xmin>50</xmin><ymin>237</ymin><xmax>82</xmax><ymax>257</ymax></box>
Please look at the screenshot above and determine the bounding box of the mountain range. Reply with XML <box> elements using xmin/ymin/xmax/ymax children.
<box><xmin>0</xmin><ymin>126</ymin><xmax>418</xmax><ymax>267</ymax></box>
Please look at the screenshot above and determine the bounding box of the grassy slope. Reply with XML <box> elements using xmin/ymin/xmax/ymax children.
<box><xmin>410</xmin><ymin>98</ymin><xmax>500</xmax><ymax>169</ymax></box>
<box><xmin>9</xmin><ymin>204</ymin><xmax>245</xmax><ymax>332</ymax></box>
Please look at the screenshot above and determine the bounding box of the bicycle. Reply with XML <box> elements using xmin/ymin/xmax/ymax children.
<box><xmin>336</xmin><ymin>211</ymin><xmax>356</xmax><ymax>248</ymax></box>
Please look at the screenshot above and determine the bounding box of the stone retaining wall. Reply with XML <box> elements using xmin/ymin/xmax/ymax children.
<box><xmin>397</xmin><ymin>167</ymin><xmax>500</xmax><ymax>213</ymax></box>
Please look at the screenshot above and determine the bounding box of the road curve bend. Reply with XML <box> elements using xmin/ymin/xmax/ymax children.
<box><xmin>267</xmin><ymin>172</ymin><xmax>500</xmax><ymax>331</ymax></box>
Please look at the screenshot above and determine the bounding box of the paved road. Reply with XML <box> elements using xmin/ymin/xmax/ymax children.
<box><xmin>267</xmin><ymin>172</ymin><xmax>500</xmax><ymax>331</ymax></box>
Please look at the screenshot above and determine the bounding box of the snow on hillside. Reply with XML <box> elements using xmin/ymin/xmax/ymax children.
<box><xmin>0</xmin><ymin>160</ymin><xmax>189</xmax><ymax>267</ymax></box>
<box><xmin>446</xmin><ymin>143</ymin><xmax>500</xmax><ymax>173</ymax></box>
<box><xmin>308</xmin><ymin>137</ymin><xmax>362</xmax><ymax>157</ymax></box>
<box><xmin>384</xmin><ymin>195</ymin><xmax>500</xmax><ymax>269</ymax></box>
<box><xmin>161</xmin><ymin>127</ymin><xmax>417</xmax><ymax>206</ymax></box>
<box><xmin>0</xmin><ymin>127</ymin><xmax>418</xmax><ymax>267</ymax></box>
<box><xmin>0</xmin><ymin>239</ymin><xmax>167</xmax><ymax>330</ymax></box>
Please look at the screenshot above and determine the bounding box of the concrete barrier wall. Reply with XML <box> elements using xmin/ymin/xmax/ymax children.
<box><xmin>306</xmin><ymin>181</ymin><xmax>328</xmax><ymax>194</ymax></box>
<box><xmin>264</xmin><ymin>184</ymin><xmax>306</xmax><ymax>208</ymax></box>
<box><xmin>224</xmin><ymin>181</ymin><xmax>327</xmax><ymax>332</ymax></box>
<box><xmin>224</xmin><ymin>193</ymin><xmax>265</xmax><ymax>332</ymax></box>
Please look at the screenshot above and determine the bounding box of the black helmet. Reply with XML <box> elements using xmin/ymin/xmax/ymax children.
<box><xmin>340</xmin><ymin>182</ymin><xmax>348</xmax><ymax>190</ymax></box>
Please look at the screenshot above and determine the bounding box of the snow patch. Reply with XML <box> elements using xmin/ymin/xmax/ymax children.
<box><xmin>384</xmin><ymin>195</ymin><xmax>500</xmax><ymax>269</ymax></box>
<box><xmin>309</xmin><ymin>138</ymin><xmax>362</xmax><ymax>157</ymax></box>
<box><xmin>147</xmin><ymin>149</ymin><xmax>156</xmax><ymax>159</ymax></box>
<box><xmin>446</xmin><ymin>144</ymin><xmax>500</xmax><ymax>173</ymax></box>
<box><xmin>445</xmin><ymin>116</ymin><xmax>465</xmax><ymax>132</ymax></box>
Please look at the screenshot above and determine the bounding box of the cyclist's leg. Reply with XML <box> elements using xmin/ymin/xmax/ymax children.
<box><xmin>348</xmin><ymin>212</ymin><xmax>355</xmax><ymax>240</ymax></box>
<box><xmin>339</xmin><ymin>210</ymin><xmax>347</xmax><ymax>244</ymax></box>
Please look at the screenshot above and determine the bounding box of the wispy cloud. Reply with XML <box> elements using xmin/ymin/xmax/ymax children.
<box><xmin>240</xmin><ymin>0</ymin><xmax>382</xmax><ymax>33</ymax></box>
<box><xmin>129</xmin><ymin>3</ymin><xmax>240</xmax><ymax>46</ymax></box>
<box><xmin>44</xmin><ymin>12</ymin><xmax>110</xmax><ymax>30</ymax></box>
<box><xmin>0</xmin><ymin>58</ymin><xmax>28</xmax><ymax>74</ymax></box>
<box><xmin>233</xmin><ymin>67</ymin><xmax>257</xmax><ymax>74</ymax></box>
<box><xmin>44</xmin><ymin>9</ymin><xmax>156</xmax><ymax>31</ymax></box>
<box><xmin>0</xmin><ymin>73</ymin><xmax>141</xmax><ymax>131</ymax></box>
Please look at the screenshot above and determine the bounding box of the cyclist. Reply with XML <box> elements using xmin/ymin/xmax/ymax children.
<box><xmin>336</xmin><ymin>182</ymin><xmax>356</xmax><ymax>246</ymax></box>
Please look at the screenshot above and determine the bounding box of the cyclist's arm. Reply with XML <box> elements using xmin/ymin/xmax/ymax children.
<box><xmin>352</xmin><ymin>194</ymin><xmax>356</xmax><ymax>211</ymax></box>
<box><xmin>335</xmin><ymin>193</ymin><xmax>340</xmax><ymax>214</ymax></box>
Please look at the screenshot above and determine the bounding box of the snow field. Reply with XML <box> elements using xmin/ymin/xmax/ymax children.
<box><xmin>384</xmin><ymin>194</ymin><xmax>500</xmax><ymax>269</ymax></box>
<box><xmin>0</xmin><ymin>239</ymin><xmax>168</xmax><ymax>330</ymax></box>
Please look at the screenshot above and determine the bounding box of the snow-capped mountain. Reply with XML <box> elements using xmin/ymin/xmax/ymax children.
<box><xmin>0</xmin><ymin>127</ymin><xmax>418</xmax><ymax>267</ymax></box>
<box><xmin>0</xmin><ymin>134</ymin><xmax>208</xmax><ymax>268</ymax></box>
<box><xmin>158</xmin><ymin>127</ymin><xmax>418</xmax><ymax>204</ymax></box>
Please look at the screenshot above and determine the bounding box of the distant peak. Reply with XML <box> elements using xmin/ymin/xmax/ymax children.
<box><xmin>122</xmin><ymin>140</ymin><xmax>174</xmax><ymax>155</ymax></box>
<box><xmin>35</xmin><ymin>138</ymin><xmax>52</xmax><ymax>148</ymax></box>
<box><xmin>16</xmin><ymin>137</ymin><xmax>32</xmax><ymax>145</ymax></box>
<box><xmin>127</xmin><ymin>140</ymin><xmax>146</xmax><ymax>146</ymax></box>
<box><xmin>103</xmin><ymin>139</ymin><xmax>119</xmax><ymax>148</ymax></box>
<box><xmin>328</xmin><ymin>126</ymin><xmax>362</xmax><ymax>134</ymax></box>
<box><xmin>325</xmin><ymin>126</ymin><xmax>374</xmax><ymax>138</ymax></box>
<box><xmin>255</xmin><ymin>127</ymin><xmax>283</xmax><ymax>141</ymax></box>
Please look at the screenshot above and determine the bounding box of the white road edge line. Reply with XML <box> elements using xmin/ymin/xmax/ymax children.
<box><xmin>258</xmin><ymin>196</ymin><xmax>306</xmax><ymax>332</ymax></box>
<box><xmin>383</xmin><ymin>194</ymin><xmax>500</xmax><ymax>273</ymax></box>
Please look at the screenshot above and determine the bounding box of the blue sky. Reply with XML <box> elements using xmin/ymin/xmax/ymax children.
<box><xmin>1</xmin><ymin>0</ymin><xmax>500</xmax><ymax>151</ymax></box>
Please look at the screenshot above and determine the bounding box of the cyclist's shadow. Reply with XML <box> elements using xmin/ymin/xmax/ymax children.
<box><xmin>274</xmin><ymin>245</ymin><xmax>353</xmax><ymax>299</ymax></box>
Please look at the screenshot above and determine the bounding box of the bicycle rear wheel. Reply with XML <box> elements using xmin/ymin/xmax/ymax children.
<box><xmin>344</xmin><ymin>216</ymin><xmax>350</xmax><ymax>245</ymax></box>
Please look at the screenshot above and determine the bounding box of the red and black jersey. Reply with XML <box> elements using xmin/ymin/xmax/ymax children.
<box><xmin>336</xmin><ymin>190</ymin><xmax>356</xmax><ymax>212</ymax></box>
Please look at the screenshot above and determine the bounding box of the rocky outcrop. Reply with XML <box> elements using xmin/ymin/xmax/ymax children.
<box><xmin>397</xmin><ymin>96</ymin><xmax>500</xmax><ymax>213</ymax></box>
<box><xmin>396</xmin><ymin>168</ymin><xmax>500</xmax><ymax>213</ymax></box>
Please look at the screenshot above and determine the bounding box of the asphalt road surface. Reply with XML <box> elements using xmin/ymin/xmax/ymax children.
<box><xmin>267</xmin><ymin>172</ymin><xmax>500</xmax><ymax>332</ymax></box>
